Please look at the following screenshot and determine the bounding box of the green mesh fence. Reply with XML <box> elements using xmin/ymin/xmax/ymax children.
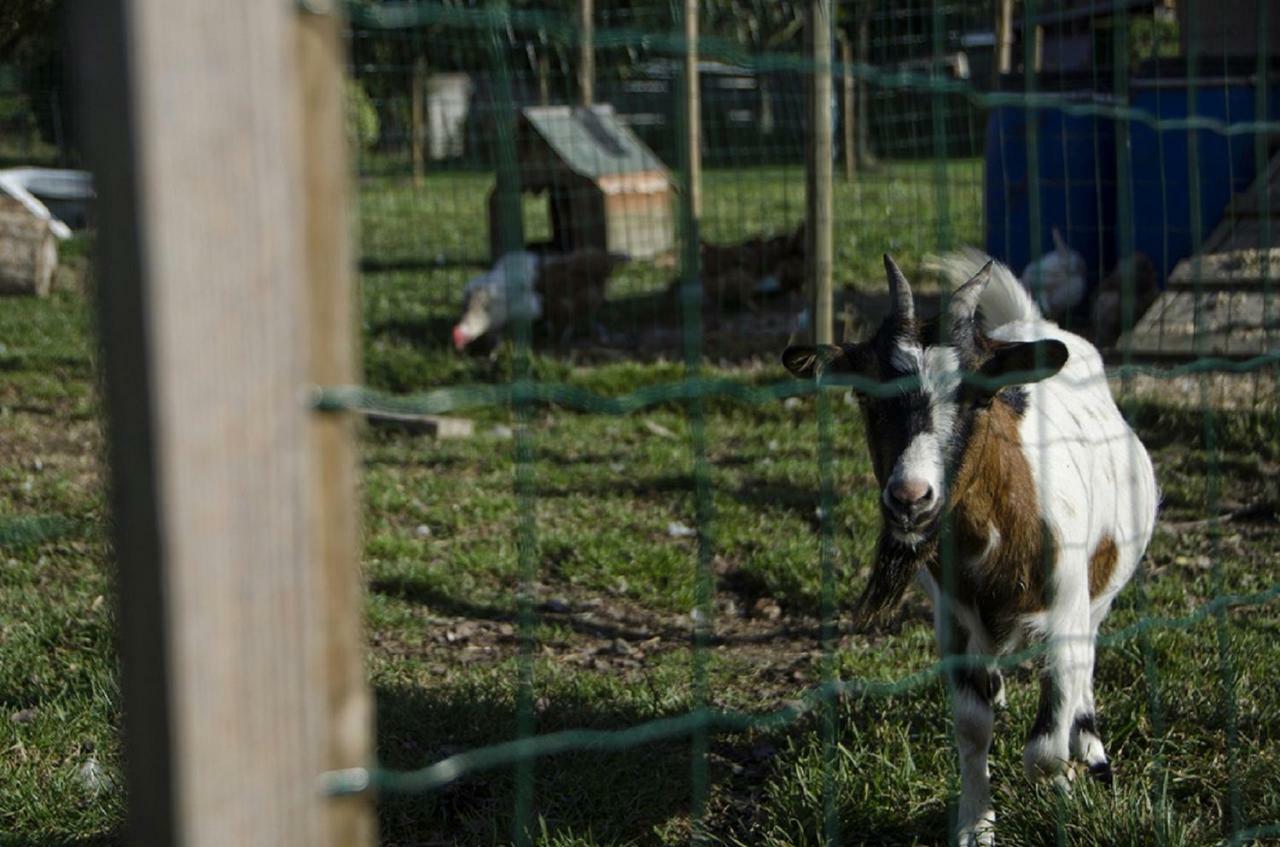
<box><xmin>332</xmin><ymin>1</ymin><xmax>1280</xmax><ymax>844</ymax></box>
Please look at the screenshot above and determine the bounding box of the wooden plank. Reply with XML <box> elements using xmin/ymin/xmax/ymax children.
<box><xmin>1168</xmin><ymin>247</ymin><xmax>1280</xmax><ymax>288</ymax></box>
<box><xmin>1119</xmin><ymin>288</ymin><xmax>1280</xmax><ymax>358</ymax></box>
<box><xmin>805</xmin><ymin>0</ymin><xmax>833</xmax><ymax>345</ymax></box>
<box><xmin>366</xmin><ymin>410</ymin><xmax>475</xmax><ymax>439</ymax></box>
<box><xmin>73</xmin><ymin>1</ymin><xmax>370</xmax><ymax>845</ymax></box>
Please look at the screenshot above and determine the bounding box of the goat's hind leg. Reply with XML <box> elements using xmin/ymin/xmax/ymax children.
<box><xmin>1068</xmin><ymin>630</ymin><xmax>1112</xmax><ymax>784</ymax></box>
<box><xmin>1024</xmin><ymin>602</ymin><xmax>1094</xmax><ymax>788</ymax></box>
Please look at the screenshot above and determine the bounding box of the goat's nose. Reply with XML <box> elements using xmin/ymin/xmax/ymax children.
<box><xmin>888</xmin><ymin>479</ymin><xmax>934</xmax><ymax>512</ymax></box>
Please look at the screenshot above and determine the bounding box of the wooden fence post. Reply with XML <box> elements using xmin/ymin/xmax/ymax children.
<box><xmin>71</xmin><ymin>1</ymin><xmax>374</xmax><ymax>845</ymax></box>
<box><xmin>996</xmin><ymin>0</ymin><xmax>1015</xmax><ymax>77</ymax></box>
<box><xmin>296</xmin><ymin>7</ymin><xmax>378</xmax><ymax>846</ymax></box>
<box><xmin>856</xmin><ymin>13</ymin><xmax>874</xmax><ymax>168</ymax></box>
<box><xmin>412</xmin><ymin>55</ymin><xmax>428</xmax><ymax>186</ymax></box>
<box><xmin>840</xmin><ymin>32</ymin><xmax>856</xmax><ymax>184</ymax></box>
<box><xmin>685</xmin><ymin>0</ymin><xmax>702</xmax><ymax>221</ymax></box>
<box><xmin>806</xmin><ymin>0</ymin><xmax>834</xmax><ymax>345</ymax></box>
<box><xmin>579</xmin><ymin>0</ymin><xmax>594</xmax><ymax>106</ymax></box>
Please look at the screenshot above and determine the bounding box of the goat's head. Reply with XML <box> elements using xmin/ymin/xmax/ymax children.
<box><xmin>783</xmin><ymin>254</ymin><xmax>1068</xmax><ymax>553</ymax></box>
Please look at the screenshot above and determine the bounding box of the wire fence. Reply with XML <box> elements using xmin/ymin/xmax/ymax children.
<box><xmin>343</xmin><ymin>1</ymin><xmax>1275</xmax><ymax>844</ymax></box>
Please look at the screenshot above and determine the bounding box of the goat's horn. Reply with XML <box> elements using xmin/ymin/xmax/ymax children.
<box><xmin>947</xmin><ymin>259</ymin><xmax>994</xmax><ymax>347</ymax></box>
<box><xmin>950</xmin><ymin>260</ymin><xmax>994</xmax><ymax>317</ymax></box>
<box><xmin>883</xmin><ymin>254</ymin><xmax>915</xmax><ymax>325</ymax></box>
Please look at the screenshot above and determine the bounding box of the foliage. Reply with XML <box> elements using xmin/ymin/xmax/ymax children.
<box><xmin>347</xmin><ymin>79</ymin><xmax>381</xmax><ymax>152</ymax></box>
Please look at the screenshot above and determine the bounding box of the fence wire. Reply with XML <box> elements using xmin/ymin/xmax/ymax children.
<box><xmin>335</xmin><ymin>1</ymin><xmax>1279</xmax><ymax>844</ymax></box>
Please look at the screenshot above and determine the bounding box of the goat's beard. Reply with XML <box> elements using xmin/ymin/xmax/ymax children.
<box><xmin>854</xmin><ymin>530</ymin><xmax>937</xmax><ymax>628</ymax></box>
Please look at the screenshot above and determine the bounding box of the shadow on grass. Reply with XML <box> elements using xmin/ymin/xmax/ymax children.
<box><xmin>360</xmin><ymin>256</ymin><xmax>488</xmax><ymax>274</ymax></box>
<box><xmin>375</xmin><ymin>681</ymin><xmax>693</xmax><ymax>846</ymax></box>
<box><xmin>531</xmin><ymin>471</ymin><xmax>826</xmax><ymax>526</ymax></box>
<box><xmin>374</xmin><ymin>678</ymin><xmax>960</xmax><ymax>846</ymax></box>
<box><xmin>368</xmin><ymin>574</ymin><xmax>832</xmax><ymax>647</ymax></box>
<box><xmin>1126</xmin><ymin>401</ymin><xmax>1278</xmax><ymax>457</ymax></box>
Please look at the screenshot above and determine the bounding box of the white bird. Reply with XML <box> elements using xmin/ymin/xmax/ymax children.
<box><xmin>451</xmin><ymin>249</ymin><xmax>625</xmax><ymax>350</ymax></box>
<box><xmin>1020</xmin><ymin>227</ymin><xmax>1087</xmax><ymax>320</ymax></box>
<box><xmin>451</xmin><ymin>251</ymin><xmax>543</xmax><ymax>351</ymax></box>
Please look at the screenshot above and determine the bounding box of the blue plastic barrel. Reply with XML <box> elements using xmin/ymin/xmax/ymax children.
<box><xmin>1127</xmin><ymin>76</ymin><xmax>1280</xmax><ymax>284</ymax></box>
<box><xmin>985</xmin><ymin>95</ymin><xmax>1117</xmax><ymax>301</ymax></box>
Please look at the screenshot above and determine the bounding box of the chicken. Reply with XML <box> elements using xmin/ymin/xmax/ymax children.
<box><xmin>677</xmin><ymin>223</ymin><xmax>806</xmax><ymax>312</ymax></box>
<box><xmin>1091</xmin><ymin>252</ymin><xmax>1159</xmax><ymax>348</ymax></box>
<box><xmin>1020</xmin><ymin>227</ymin><xmax>1087</xmax><ymax>320</ymax></box>
<box><xmin>452</xmin><ymin>251</ymin><xmax>542</xmax><ymax>351</ymax></box>
<box><xmin>923</xmin><ymin>229</ymin><xmax>1088</xmax><ymax>325</ymax></box>
<box><xmin>451</xmin><ymin>248</ymin><xmax>625</xmax><ymax>351</ymax></box>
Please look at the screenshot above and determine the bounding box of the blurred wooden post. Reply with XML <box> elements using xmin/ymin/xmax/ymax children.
<box><xmin>839</xmin><ymin>32</ymin><xmax>856</xmax><ymax>184</ymax></box>
<box><xmin>685</xmin><ymin>0</ymin><xmax>702</xmax><ymax>220</ymax></box>
<box><xmin>995</xmin><ymin>0</ymin><xmax>1014</xmax><ymax>76</ymax></box>
<box><xmin>296</xmin><ymin>7</ymin><xmax>377</xmax><ymax>846</ymax></box>
<box><xmin>856</xmin><ymin>12</ymin><xmax>874</xmax><ymax>168</ymax></box>
<box><xmin>537</xmin><ymin>50</ymin><xmax>551</xmax><ymax>105</ymax></box>
<box><xmin>71</xmin><ymin>0</ymin><xmax>374</xmax><ymax>845</ymax></box>
<box><xmin>806</xmin><ymin>0</ymin><xmax>834</xmax><ymax>345</ymax></box>
<box><xmin>579</xmin><ymin>0</ymin><xmax>594</xmax><ymax>106</ymax></box>
<box><xmin>411</xmin><ymin>56</ymin><xmax>427</xmax><ymax>185</ymax></box>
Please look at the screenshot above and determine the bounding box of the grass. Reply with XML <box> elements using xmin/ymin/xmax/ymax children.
<box><xmin>1</xmin><ymin>165</ymin><xmax>1278</xmax><ymax>846</ymax></box>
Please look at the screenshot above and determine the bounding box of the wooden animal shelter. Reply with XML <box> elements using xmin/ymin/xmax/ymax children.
<box><xmin>488</xmin><ymin>105</ymin><xmax>675</xmax><ymax>261</ymax></box>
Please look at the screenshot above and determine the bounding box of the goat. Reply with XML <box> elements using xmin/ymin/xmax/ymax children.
<box><xmin>782</xmin><ymin>254</ymin><xmax>1158</xmax><ymax>846</ymax></box>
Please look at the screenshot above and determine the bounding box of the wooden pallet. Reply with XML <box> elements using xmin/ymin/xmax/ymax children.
<box><xmin>1118</xmin><ymin>150</ymin><xmax>1280</xmax><ymax>361</ymax></box>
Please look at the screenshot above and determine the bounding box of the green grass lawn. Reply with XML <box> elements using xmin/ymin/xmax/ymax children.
<box><xmin>3</xmin><ymin>166</ymin><xmax>1279</xmax><ymax>846</ymax></box>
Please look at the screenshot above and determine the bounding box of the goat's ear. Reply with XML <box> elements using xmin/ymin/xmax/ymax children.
<box><xmin>977</xmin><ymin>339</ymin><xmax>1068</xmax><ymax>390</ymax></box>
<box><xmin>782</xmin><ymin>344</ymin><xmax>846</xmax><ymax>379</ymax></box>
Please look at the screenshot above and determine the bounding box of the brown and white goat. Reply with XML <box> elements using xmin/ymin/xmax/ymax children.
<box><xmin>783</xmin><ymin>254</ymin><xmax>1158</xmax><ymax>846</ymax></box>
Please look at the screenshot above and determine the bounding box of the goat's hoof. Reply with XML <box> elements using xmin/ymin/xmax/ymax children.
<box><xmin>1087</xmin><ymin>760</ymin><xmax>1114</xmax><ymax>786</ymax></box>
<box><xmin>957</xmin><ymin>822</ymin><xmax>996</xmax><ymax>847</ymax></box>
<box><xmin>1023</xmin><ymin>737</ymin><xmax>1070</xmax><ymax>783</ymax></box>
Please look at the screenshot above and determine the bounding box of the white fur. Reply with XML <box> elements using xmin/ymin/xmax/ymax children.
<box><xmin>885</xmin><ymin>346</ymin><xmax>961</xmax><ymax>547</ymax></box>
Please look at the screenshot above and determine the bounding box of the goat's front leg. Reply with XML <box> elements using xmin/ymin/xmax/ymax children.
<box><xmin>934</xmin><ymin>602</ymin><xmax>996</xmax><ymax>847</ymax></box>
<box><xmin>950</xmin><ymin>663</ymin><xmax>997</xmax><ymax>846</ymax></box>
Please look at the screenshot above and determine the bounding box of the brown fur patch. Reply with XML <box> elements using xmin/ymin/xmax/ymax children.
<box><xmin>1088</xmin><ymin>535</ymin><xmax>1118</xmax><ymax>599</ymax></box>
<box><xmin>931</xmin><ymin>401</ymin><xmax>1053</xmax><ymax>645</ymax></box>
